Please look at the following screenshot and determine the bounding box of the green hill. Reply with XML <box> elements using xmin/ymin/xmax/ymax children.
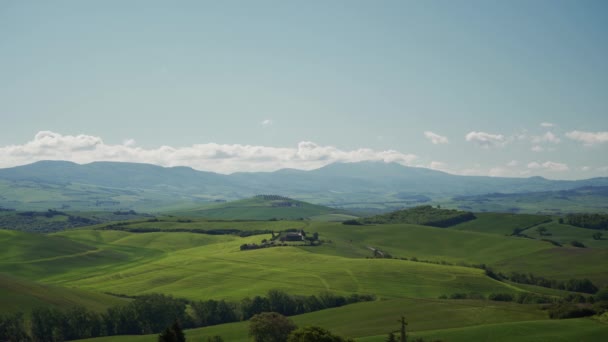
<box><xmin>170</xmin><ymin>195</ymin><xmax>355</xmax><ymax>220</ymax></box>
<box><xmin>1</xmin><ymin>214</ymin><xmax>607</xmax><ymax>341</ymax></box>
<box><xmin>452</xmin><ymin>212</ymin><xmax>551</xmax><ymax>235</ymax></box>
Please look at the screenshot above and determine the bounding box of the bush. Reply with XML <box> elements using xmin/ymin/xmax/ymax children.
<box><xmin>515</xmin><ymin>293</ymin><xmax>554</xmax><ymax>304</ymax></box>
<box><xmin>449</xmin><ymin>293</ymin><xmax>468</xmax><ymax>299</ymax></box>
<box><xmin>488</xmin><ymin>293</ymin><xmax>514</xmax><ymax>302</ymax></box>
<box><xmin>570</xmin><ymin>240</ymin><xmax>586</xmax><ymax>248</ymax></box>
<box><xmin>548</xmin><ymin>304</ymin><xmax>596</xmax><ymax>319</ymax></box>
<box><xmin>342</xmin><ymin>220</ymin><xmax>363</xmax><ymax>225</ymax></box>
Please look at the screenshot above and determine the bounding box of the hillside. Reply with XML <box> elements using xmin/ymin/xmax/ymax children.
<box><xmin>170</xmin><ymin>195</ymin><xmax>354</xmax><ymax>220</ymax></box>
<box><xmin>1</xmin><ymin>160</ymin><xmax>608</xmax><ymax>212</ymax></box>
<box><xmin>1</xmin><ymin>211</ymin><xmax>608</xmax><ymax>341</ymax></box>
<box><xmin>352</xmin><ymin>205</ymin><xmax>476</xmax><ymax>227</ymax></box>
<box><xmin>0</xmin><ymin>273</ymin><xmax>127</xmax><ymax>313</ymax></box>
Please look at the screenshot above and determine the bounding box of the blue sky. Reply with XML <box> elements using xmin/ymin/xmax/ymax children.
<box><xmin>1</xmin><ymin>0</ymin><xmax>607</xmax><ymax>178</ymax></box>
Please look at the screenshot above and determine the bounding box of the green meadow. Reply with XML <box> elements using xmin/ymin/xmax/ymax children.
<box><xmin>1</xmin><ymin>208</ymin><xmax>608</xmax><ymax>341</ymax></box>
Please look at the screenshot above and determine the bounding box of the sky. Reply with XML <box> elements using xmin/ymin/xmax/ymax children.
<box><xmin>1</xmin><ymin>0</ymin><xmax>607</xmax><ymax>179</ymax></box>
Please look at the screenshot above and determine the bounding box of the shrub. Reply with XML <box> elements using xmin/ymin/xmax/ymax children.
<box><xmin>488</xmin><ymin>293</ymin><xmax>514</xmax><ymax>302</ymax></box>
<box><xmin>548</xmin><ymin>304</ymin><xmax>596</xmax><ymax>319</ymax></box>
<box><xmin>570</xmin><ymin>240</ymin><xmax>586</xmax><ymax>248</ymax></box>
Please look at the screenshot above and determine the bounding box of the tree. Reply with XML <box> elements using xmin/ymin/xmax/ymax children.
<box><xmin>158</xmin><ymin>326</ymin><xmax>178</xmax><ymax>342</ymax></box>
<box><xmin>386</xmin><ymin>332</ymin><xmax>398</xmax><ymax>342</ymax></box>
<box><xmin>248</xmin><ymin>312</ymin><xmax>296</xmax><ymax>342</ymax></box>
<box><xmin>0</xmin><ymin>312</ymin><xmax>30</xmax><ymax>342</ymax></box>
<box><xmin>593</xmin><ymin>232</ymin><xmax>603</xmax><ymax>240</ymax></box>
<box><xmin>158</xmin><ymin>320</ymin><xmax>185</xmax><ymax>342</ymax></box>
<box><xmin>287</xmin><ymin>326</ymin><xmax>354</xmax><ymax>342</ymax></box>
<box><xmin>398</xmin><ymin>316</ymin><xmax>407</xmax><ymax>342</ymax></box>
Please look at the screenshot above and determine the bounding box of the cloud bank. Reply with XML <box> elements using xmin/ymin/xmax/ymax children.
<box><xmin>0</xmin><ymin>131</ymin><xmax>418</xmax><ymax>174</ymax></box>
<box><xmin>527</xmin><ymin>161</ymin><xmax>569</xmax><ymax>172</ymax></box>
<box><xmin>566</xmin><ymin>130</ymin><xmax>608</xmax><ymax>146</ymax></box>
<box><xmin>531</xmin><ymin>131</ymin><xmax>560</xmax><ymax>144</ymax></box>
<box><xmin>465</xmin><ymin>131</ymin><xmax>506</xmax><ymax>148</ymax></box>
<box><xmin>424</xmin><ymin>131</ymin><xmax>449</xmax><ymax>145</ymax></box>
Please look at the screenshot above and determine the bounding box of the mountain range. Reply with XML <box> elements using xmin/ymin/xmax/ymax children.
<box><xmin>0</xmin><ymin>160</ymin><xmax>607</xmax><ymax>213</ymax></box>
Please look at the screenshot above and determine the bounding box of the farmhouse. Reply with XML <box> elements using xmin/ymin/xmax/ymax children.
<box><xmin>284</xmin><ymin>231</ymin><xmax>305</xmax><ymax>242</ymax></box>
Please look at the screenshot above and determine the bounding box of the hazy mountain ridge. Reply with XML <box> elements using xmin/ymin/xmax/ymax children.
<box><xmin>1</xmin><ymin>160</ymin><xmax>607</xmax><ymax>212</ymax></box>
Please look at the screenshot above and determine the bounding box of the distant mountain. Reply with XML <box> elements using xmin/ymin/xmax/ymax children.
<box><xmin>448</xmin><ymin>186</ymin><xmax>608</xmax><ymax>214</ymax></box>
<box><xmin>1</xmin><ymin>160</ymin><xmax>607</xmax><ymax>212</ymax></box>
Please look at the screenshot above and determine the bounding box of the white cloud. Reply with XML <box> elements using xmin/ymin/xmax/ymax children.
<box><xmin>424</xmin><ymin>131</ymin><xmax>449</xmax><ymax>145</ymax></box>
<box><xmin>0</xmin><ymin>131</ymin><xmax>419</xmax><ymax>174</ymax></box>
<box><xmin>488</xmin><ymin>167</ymin><xmax>510</xmax><ymax>177</ymax></box>
<box><xmin>540</xmin><ymin>122</ymin><xmax>554</xmax><ymax>128</ymax></box>
<box><xmin>531</xmin><ymin>131</ymin><xmax>560</xmax><ymax>144</ymax></box>
<box><xmin>566</xmin><ymin>130</ymin><xmax>608</xmax><ymax>146</ymax></box>
<box><xmin>465</xmin><ymin>131</ymin><xmax>505</xmax><ymax>148</ymax></box>
<box><xmin>429</xmin><ymin>161</ymin><xmax>448</xmax><ymax>171</ymax></box>
<box><xmin>531</xmin><ymin>145</ymin><xmax>544</xmax><ymax>152</ymax></box>
<box><xmin>527</xmin><ymin>161</ymin><xmax>569</xmax><ymax>172</ymax></box>
<box><xmin>507</xmin><ymin>160</ymin><xmax>519</xmax><ymax>167</ymax></box>
<box><xmin>261</xmin><ymin>119</ymin><xmax>273</xmax><ymax>126</ymax></box>
<box><xmin>581</xmin><ymin>166</ymin><xmax>591</xmax><ymax>172</ymax></box>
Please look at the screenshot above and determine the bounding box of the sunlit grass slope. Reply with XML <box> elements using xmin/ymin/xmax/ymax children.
<box><xmin>0</xmin><ymin>273</ymin><xmax>128</xmax><ymax>313</ymax></box>
<box><xmin>57</xmin><ymin>232</ymin><xmax>515</xmax><ymax>301</ymax></box>
<box><xmin>524</xmin><ymin>220</ymin><xmax>608</xmax><ymax>248</ymax></box>
<box><xmin>406</xmin><ymin>318</ymin><xmax>608</xmax><ymax>342</ymax></box>
<box><xmin>0</xmin><ymin>229</ymin><xmax>96</xmax><ymax>263</ymax></box>
<box><xmin>451</xmin><ymin>212</ymin><xmax>550</xmax><ymax>235</ymax></box>
<box><xmin>304</xmin><ymin>222</ymin><xmax>552</xmax><ymax>264</ymax></box>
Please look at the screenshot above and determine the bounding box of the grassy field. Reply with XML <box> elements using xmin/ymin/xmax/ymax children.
<box><xmin>451</xmin><ymin>212</ymin><xmax>551</xmax><ymax>235</ymax></box>
<box><xmin>2</xmin><ymin>210</ymin><xmax>608</xmax><ymax>341</ymax></box>
<box><xmin>304</xmin><ymin>222</ymin><xmax>553</xmax><ymax>264</ymax></box>
<box><xmin>0</xmin><ymin>273</ymin><xmax>128</xmax><ymax>313</ymax></box>
<box><xmin>41</xmin><ymin>230</ymin><xmax>515</xmax><ymax>300</ymax></box>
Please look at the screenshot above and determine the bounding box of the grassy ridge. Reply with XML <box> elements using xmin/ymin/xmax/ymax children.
<box><xmin>170</xmin><ymin>196</ymin><xmax>349</xmax><ymax>220</ymax></box>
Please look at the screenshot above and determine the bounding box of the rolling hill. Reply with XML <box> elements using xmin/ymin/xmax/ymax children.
<box><xmin>1</xmin><ymin>210</ymin><xmax>608</xmax><ymax>341</ymax></box>
<box><xmin>170</xmin><ymin>195</ymin><xmax>355</xmax><ymax>220</ymax></box>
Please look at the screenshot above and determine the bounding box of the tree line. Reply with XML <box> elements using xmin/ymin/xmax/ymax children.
<box><xmin>0</xmin><ymin>290</ymin><xmax>374</xmax><ymax>341</ymax></box>
<box><xmin>564</xmin><ymin>213</ymin><xmax>608</xmax><ymax>230</ymax></box>
<box><xmin>484</xmin><ymin>269</ymin><xmax>598</xmax><ymax>294</ymax></box>
<box><xmin>344</xmin><ymin>205</ymin><xmax>476</xmax><ymax>228</ymax></box>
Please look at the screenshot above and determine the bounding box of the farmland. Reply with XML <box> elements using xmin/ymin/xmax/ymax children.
<box><xmin>1</xmin><ymin>206</ymin><xmax>607</xmax><ymax>341</ymax></box>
